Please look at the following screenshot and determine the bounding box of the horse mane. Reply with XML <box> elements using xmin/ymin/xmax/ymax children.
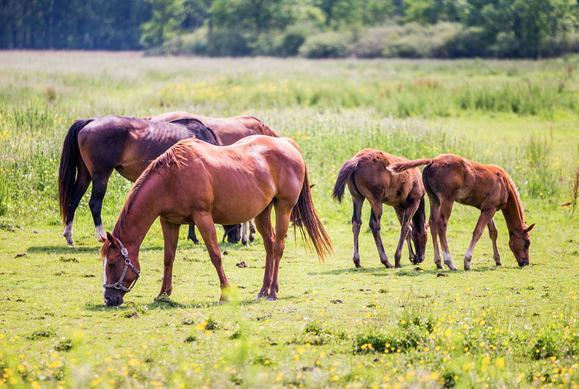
<box><xmin>115</xmin><ymin>141</ymin><xmax>192</xmax><ymax>234</ymax></box>
<box><xmin>500</xmin><ymin>168</ymin><xmax>526</xmax><ymax>228</ymax></box>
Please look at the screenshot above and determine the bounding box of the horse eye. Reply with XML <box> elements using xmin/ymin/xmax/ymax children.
<box><xmin>524</xmin><ymin>241</ymin><xmax>530</xmax><ymax>250</ymax></box>
<box><xmin>107</xmin><ymin>261</ymin><xmax>116</xmax><ymax>267</ymax></box>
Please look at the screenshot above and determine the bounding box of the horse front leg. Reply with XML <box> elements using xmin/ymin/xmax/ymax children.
<box><xmin>394</xmin><ymin>202</ymin><xmax>420</xmax><ymax>268</ymax></box>
<box><xmin>194</xmin><ymin>212</ymin><xmax>230</xmax><ymax>302</ymax></box>
<box><xmin>88</xmin><ymin>172</ymin><xmax>112</xmax><ymax>242</ymax></box>
<box><xmin>368</xmin><ymin>201</ymin><xmax>392</xmax><ymax>268</ymax></box>
<box><xmin>464</xmin><ymin>208</ymin><xmax>496</xmax><ymax>270</ymax></box>
<box><xmin>487</xmin><ymin>219</ymin><xmax>501</xmax><ymax>266</ymax></box>
<box><xmin>159</xmin><ymin>219</ymin><xmax>180</xmax><ymax>297</ymax></box>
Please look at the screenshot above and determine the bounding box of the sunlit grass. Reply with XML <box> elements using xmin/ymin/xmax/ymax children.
<box><xmin>0</xmin><ymin>52</ymin><xmax>577</xmax><ymax>387</ymax></box>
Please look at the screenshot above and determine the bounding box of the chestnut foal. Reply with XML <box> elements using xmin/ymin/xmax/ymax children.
<box><xmin>100</xmin><ymin>136</ymin><xmax>331</xmax><ymax>306</ymax></box>
<box><xmin>333</xmin><ymin>149</ymin><xmax>427</xmax><ymax>268</ymax></box>
<box><xmin>389</xmin><ymin>154</ymin><xmax>534</xmax><ymax>270</ymax></box>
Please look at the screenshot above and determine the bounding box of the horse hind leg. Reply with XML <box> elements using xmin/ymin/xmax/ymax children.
<box><xmin>254</xmin><ymin>206</ymin><xmax>274</xmax><ymax>299</ymax></box>
<box><xmin>437</xmin><ymin>198</ymin><xmax>457</xmax><ymax>271</ymax></box>
<box><xmin>351</xmin><ymin>196</ymin><xmax>364</xmax><ymax>268</ymax></box>
<box><xmin>187</xmin><ymin>224</ymin><xmax>200</xmax><ymax>244</ymax></box>
<box><xmin>268</xmin><ymin>201</ymin><xmax>293</xmax><ymax>301</ymax></box>
<box><xmin>63</xmin><ymin>164</ymin><xmax>90</xmax><ymax>246</ymax></box>
<box><xmin>88</xmin><ymin>172</ymin><xmax>112</xmax><ymax>242</ymax></box>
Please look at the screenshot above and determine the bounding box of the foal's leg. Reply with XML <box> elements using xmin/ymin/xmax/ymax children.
<box><xmin>395</xmin><ymin>208</ymin><xmax>416</xmax><ymax>263</ymax></box>
<box><xmin>351</xmin><ymin>196</ymin><xmax>364</xmax><ymax>268</ymax></box>
<box><xmin>488</xmin><ymin>218</ymin><xmax>501</xmax><ymax>266</ymax></box>
<box><xmin>254</xmin><ymin>206</ymin><xmax>274</xmax><ymax>299</ymax></box>
<box><xmin>194</xmin><ymin>212</ymin><xmax>230</xmax><ymax>301</ymax></box>
<box><xmin>268</xmin><ymin>201</ymin><xmax>293</xmax><ymax>301</ymax></box>
<box><xmin>428</xmin><ymin>197</ymin><xmax>443</xmax><ymax>269</ymax></box>
<box><xmin>437</xmin><ymin>198</ymin><xmax>457</xmax><ymax>271</ymax></box>
<box><xmin>63</xmin><ymin>164</ymin><xmax>91</xmax><ymax>246</ymax></box>
<box><xmin>187</xmin><ymin>224</ymin><xmax>200</xmax><ymax>244</ymax></box>
<box><xmin>368</xmin><ymin>200</ymin><xmax>392</xmax><ymax>268</ymax></box>
<box><xmin>394</xmin><ymin>202</ymin><xmax>420</xmax><ymax>268</ymax></box>
<box><xmin>464</xmin><ymin>208</ymin><xmax>496</xmax><ymax>271</ymax></box>
<box><xmin>159</xmin><ymin>219</ymin><xmax>180</xmax><ymax>297</ymax></box>
<box><xmin>88</xmin><ymin>172</ymin><xmax>112</xmax><ymax>242</ymax></box>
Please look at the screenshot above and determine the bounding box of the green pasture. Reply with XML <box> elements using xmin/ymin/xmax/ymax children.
<box><xmin>0</xmin><ymin>52</ymin><xmax>577</xmax><ymax>388</ymax></box>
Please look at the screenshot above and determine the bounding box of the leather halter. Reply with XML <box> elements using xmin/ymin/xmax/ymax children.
<box><xmin>103</xmin><ymin>241</ymin><xmax>140</xmax><ymax>293</ymax></box>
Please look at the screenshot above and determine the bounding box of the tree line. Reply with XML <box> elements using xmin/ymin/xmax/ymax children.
<box><xmin>1</xmin><ymin>0</ymin><xmax>577</xmax><ymax>58</ymax></box>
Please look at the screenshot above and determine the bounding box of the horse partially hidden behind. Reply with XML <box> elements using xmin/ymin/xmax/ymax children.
<box><xmin>147</xmin><ymin>111</ymin><xmax>278</xmax><ymax>145</ymax></box>
<box><xmin>58</xmin><ymin>116</ymin><xmax>220</xmax><ymax>246</ymax></box>
<box><xmin>148</xmin><ymin>112</ymin><xmax>279</xmax><ymax>245</ymax></box>
<box><xmin>100</xmin><ymin>135</ymin><xmax>332</xmax><ymax>307</ymax></box>
<box><xmin>332</xmin><ymin>149</ymin><xmax>427</xmax><ymax>268</ymax></box>
<box><xmin>389</xmin><ymin>154</ymin><xmax>534</xmax><ymax>270</ymax></box>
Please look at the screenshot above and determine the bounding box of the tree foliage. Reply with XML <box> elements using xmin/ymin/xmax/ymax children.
<box><xmin>0</xmin><ymin>0</ymin><xmax>577</xmax><ymax>57</ymax></box>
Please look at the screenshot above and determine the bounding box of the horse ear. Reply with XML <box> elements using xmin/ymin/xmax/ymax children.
<box><xmin>525</xmin><ymin>223</ymin><xmax>535</xmax><ymax>233</ymax></box>
<box><xmin>106</xmin><ymin>232</ymin><xmax>116</xmax><ymax>245</ymax></box>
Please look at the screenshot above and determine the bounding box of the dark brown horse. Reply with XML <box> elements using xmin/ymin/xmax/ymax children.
<box><xmin>148</xmin><ymin>111</ymin><xmax>278</xmax><ymax>145</ymax></box>
<box><xmin>149</xmin><ymin>111</ymin><xmax>279</xmax><ymax>245</ymax></box>
<box><xmin>100</xmin><ymin>135</ymin><xmax>332</xmax><ymax>306</ymax></box>
<box><xmin>333</xmin><ymin>149</ymin><xmax>427</xmax><ymax>268</ymax></box>
<box><xmin>389</xmin><ymin>154</ymin><xmax>534</xmax><ymax>270</ymax></box>
<box><xmin>58</xmin><ymin>116</ymin><xmax>219</xmax><ymax>246</ymax></box>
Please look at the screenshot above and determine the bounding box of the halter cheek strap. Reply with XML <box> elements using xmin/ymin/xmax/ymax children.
<box><xmin>103</xmin><ymin>242</ymin><xmax>140</xmax><ymax>293</ymax></box>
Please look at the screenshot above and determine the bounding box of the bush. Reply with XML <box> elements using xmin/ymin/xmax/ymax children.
<box><xmin>147</xmin><ymin>28</ymin><xmax>209</xmax><ymax>56</ymax></box>
<box><xmin>351</xmin><ymin>23</ymin><xmax>463</xmax><ymax>59</ymax></box>
<box><xmin>299</xmin><ymin>31</ymin><xmax>352</xmax><ymax>58</ymax></box>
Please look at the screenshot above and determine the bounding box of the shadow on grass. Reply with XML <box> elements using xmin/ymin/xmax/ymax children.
<box><xmin>27</xmin><ymin>244</ymin><xmax>164</xmax><ymax>254</ymax></box>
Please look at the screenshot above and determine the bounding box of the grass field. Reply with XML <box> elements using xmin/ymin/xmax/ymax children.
<box><xmin>0</xmin><ymin>51</ymin><xmax>577</xmax><ymax>388</ymax></box>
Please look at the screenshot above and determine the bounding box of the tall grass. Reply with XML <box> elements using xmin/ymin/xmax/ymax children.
<box><xmin>0</xmin><ymin>53</ymin><xmax>574</xmax><ymax>224</ymax></box>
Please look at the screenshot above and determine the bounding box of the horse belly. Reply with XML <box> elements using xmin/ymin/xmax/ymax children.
<box><xmin>211</xmin><ymin>177</ymin><xmax>275</xmax><ymax>224</ymax></box>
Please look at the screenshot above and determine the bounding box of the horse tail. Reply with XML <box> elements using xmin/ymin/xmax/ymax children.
<box><xmin>388</xmin><ymin>158</ymin><xmax>432</xmax><ymax>173</ymax></box>
<box><xmin>58</xmin><ymin>119</ymin><xmax>93</xmax><ymax>223</ymax></box>
<box><xmin>332</xmin><ymin>159</ymin><xmax>359</xmax><ymax>203</ymax></box>
<box><xmin>291</xmin><ymin>169</ymin><xmax>333</xmax><ymax>261</ymax></box>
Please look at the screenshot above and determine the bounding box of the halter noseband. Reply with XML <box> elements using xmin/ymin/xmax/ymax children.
<box><xmin>103</xmin><ymin>241</ymin><xmax>140</xmax><ymax>293</ymax></box>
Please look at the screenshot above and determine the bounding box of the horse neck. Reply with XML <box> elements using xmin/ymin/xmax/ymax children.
<box><xmin>501</xmin><ymin>180</ymin><xmax>526</xmax><ymax>234</ymax></box>
<box><xmin>112</xmin><ymin>180</ymin><xmax>162</xmax><ymax>260</ymax></box>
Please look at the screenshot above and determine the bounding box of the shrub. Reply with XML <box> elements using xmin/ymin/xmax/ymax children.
<box><xmin>531</xmin><ymin>332</ymin><xmax>559</xmax><ymax>360</ymax></box>
<box><xmin>299</xmin><ymin>31</ymin><xmax>352</xmax><ymax>58</ymax></box>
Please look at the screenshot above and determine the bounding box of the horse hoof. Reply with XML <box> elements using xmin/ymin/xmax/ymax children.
<box><xmin>267</xmin><ymin>295</ymin><xmax>277</xmax><ymax>301</ymax></box>
<box><xmin>257</xmin><ymin>290</ymin><xmax>268</xmax><ymax>299</ymax></box>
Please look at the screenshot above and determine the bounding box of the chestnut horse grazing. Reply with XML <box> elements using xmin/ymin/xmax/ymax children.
<box><xmin>332</xmin><ymin>149</ymin><xmax>427</xmax><ymax>268</ymax></box>
<box><xmin>58</xmin><ymin>116</ymin><xmax>218</xmax><ymax>246</ymax></box>
<box><xmin>389</xmin><ymin>154</ymin><xmax>534</xmax><ymax>270</ymax></box>
<box><xmin>149</xmin><ymin>111</ymin><xmax>279</xmax><ymax>245</ymax></box>
<box><xmin>100</xmin><ymin>135</ymin><xmax>332</xmax><ymax>307</ymax></box>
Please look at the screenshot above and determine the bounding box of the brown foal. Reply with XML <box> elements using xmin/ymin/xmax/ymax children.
<box><xmin>389</xmin><ymin>154</ymin><xmax>534</xmax><ymax>270</ymax></box>
<box><xmin>100</xmin><ymin>135</ymin><xmax>331</xmax><ymax>307</ymax></box>
<box><xmin>333</xmin><ymin>149</ymin><xmax>427</xmax><ymax>268</ymax></box>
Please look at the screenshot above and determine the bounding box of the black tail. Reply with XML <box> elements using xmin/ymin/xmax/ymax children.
<box><xmin>291</xmin><ymin>170</ymin><xmax>333</xmax><ymax>261</ymax></box>
<box><xmin>58</xmin><ymin>119</ymin><xmax>92</xmax><ymax>223</ymax></box>
<box><xmin>332</xmin><ymin>159</ymin><xmax>358</xmax><ymax>203</ymax></box>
